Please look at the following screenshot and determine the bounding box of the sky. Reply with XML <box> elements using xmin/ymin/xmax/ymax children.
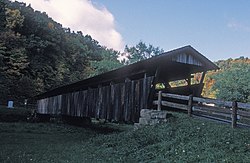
<box><xmin>15</xmin><ymin>0</ymin><xmax>250</xmax><ymax>61</ymax></box>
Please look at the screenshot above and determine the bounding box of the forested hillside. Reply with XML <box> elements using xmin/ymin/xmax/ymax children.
<box><xmin>0</xmin><ymin>0</ymin><xmax>122</xmax><ymax>104</ymax></box>
<box><xmin>202</xmin><ymin>57</ymin><xmax>250</xmax><ymax>103</ymax></box>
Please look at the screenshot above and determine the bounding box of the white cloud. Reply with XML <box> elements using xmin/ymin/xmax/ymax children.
<box><xmin>227</xmin><ymin>20</ymin><xmax>250</xmax><ymax>32</ymax></box>
<box><xmin>15</xmin><ymin>0</ymin><xmax>124</xmax><ymax>51</ymax></box>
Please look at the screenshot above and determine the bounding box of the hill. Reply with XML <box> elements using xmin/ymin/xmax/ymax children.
<box><xmin>202</xmin><ymin>57</ymin><xmax>250</xmax><ymax>103</ymax></box>
<box><xmin>0</xmin><ymin>0</ymin><xmax>121</xmax><ymax>105</ymax></box>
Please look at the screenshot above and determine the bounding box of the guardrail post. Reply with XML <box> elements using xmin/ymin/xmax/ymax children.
<box><xmin>188</xmin><ymin>94</ymin><xmax>193</xmax><ymax>117</ymax></box>
<box><xmin>157</xmin><ymin>91</ymin><xmax>162</xmax><ymax>111</ymax></box>
<box><xmin>232</xmin><ymin>101</ymin><xmax>237</xmax><ymax>128</ymax></box>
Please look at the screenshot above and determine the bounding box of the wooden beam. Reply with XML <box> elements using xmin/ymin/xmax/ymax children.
<box><xmin>157</xmin><ymin>91</ymin><xmax>162</xmax><ymax>111</ymax></box>
<box><xmin>187</xmin><ymin>94</ymin><xmax>193</xmax><ymax>117</ymax></box>
<box><xmin>153</xmin><ymin>100</ymin><xmax>187</xmax><ymax>110</ymax></box>
<box><xmin>232</xmin><ymin>101</ymin><xmax>237</xmax><ymax>128</ymax></box>
<box><xmin>147</xmin><ymin>66</ymin><xmax>160</xmax><ymax>108</ymax></box>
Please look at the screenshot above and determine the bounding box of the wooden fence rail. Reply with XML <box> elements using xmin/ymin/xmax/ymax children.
<box><xmin>153</xmin><ymin>92</ymin><xmax>250</xmax><ymax>128</ymax></box>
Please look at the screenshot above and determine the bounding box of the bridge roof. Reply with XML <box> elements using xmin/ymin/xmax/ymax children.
<box><xmin>36</xmin><ymin>45</ymin><xmax>218</xmax><ymax>99</ymax></box>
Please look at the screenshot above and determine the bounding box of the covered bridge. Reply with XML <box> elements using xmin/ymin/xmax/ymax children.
<box><xmin>36</xmin><ymin>46</ymin><xmax>218</xmax><ymax>123</ymax></box>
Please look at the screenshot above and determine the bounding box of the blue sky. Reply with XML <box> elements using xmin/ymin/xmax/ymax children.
<box><xmin>93</xmin><ymin>0</ymin><xmax>250</xmax><ymax>61</ymax></box>
<box><xmin>18</xmin><ymin>0</ymin><xmax>250</xmax><ymax>61</ymax></box>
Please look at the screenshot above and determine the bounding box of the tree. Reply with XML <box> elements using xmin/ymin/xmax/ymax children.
<box><xmin>212</xmin><ymin>62</ymin><xmax>250</xmax><ymax>103</ymax></box>
<box><xmin>5</xmin><ymin>8</ymin><xmax>24</xmax><ymax>29</ymax></box>
<box><xmin>0</xmin><ymin>0</ymin><xmax>7</xmax><ymax>30</ymax></box>
<box><xmin>90</xmin><ymin>48</ymin><xmax>122</xmax><ymax>76</ymax></box>
<box><xmin>124</xmin><ymin>41</ymin><xmax>164</xmax><ymax>64</ymax></box>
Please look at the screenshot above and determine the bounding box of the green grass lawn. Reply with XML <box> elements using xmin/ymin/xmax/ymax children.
<box><xmin>0</xmin><ymin>113</ymin><xmax>249</xmax><ymax>163</ymax></box>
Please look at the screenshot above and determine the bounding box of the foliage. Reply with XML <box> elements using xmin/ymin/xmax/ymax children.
<box><xmin>0</xmin><ymin>113</ymin><xmax>249</xmax><ymax>162</ymax></box>
<box><xmin>124</xmin><ymin>41</ymin><xmax>164</xmax><ymax>64</ymax></box>
<box><xmin>90</xmin><ymin>48</ymin><xmax>123</xmax><ymax>76</ymax></box>
<box><xmin>202</xmin><ymin>71</ymin><xmax>217</xmax><ymax>99</ymax></box>
<box><xmin>5</xmin><ymin>8</ymin><xmax>24</xmax><ymax>29</ymax></box>
<box><xmin>212</xmin><ymin>62</ymin><xmax>250</xmax><ymax>103</ymax></box>
<box><xmin>202</xmin><ymin>57</ymin><xmax>250</xmax><ymax>100</ymax></box>
<box><xmin>0</xmin><ymin>0</ymin><xmax>121</xmax><ymax>105</ymax></box>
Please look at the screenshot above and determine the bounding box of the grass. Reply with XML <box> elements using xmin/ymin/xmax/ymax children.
<box><xmin>0</xmin><ymin>106</ymin><xmax>31</xmax><ymax>122</ymax></box>
<box><xmin>0</xmin><ymin>112</ymin><xmax>249</xmax><ymax>163</ymax></box>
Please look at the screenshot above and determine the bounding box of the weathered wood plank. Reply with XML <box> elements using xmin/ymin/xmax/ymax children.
<box><xmin>187</xmin><ymin>94</ymin><xmax>193</xmax><ymax>117</ymax></box>
<box><xmin>110</xmin><ymin>83</ymin><xmax>115</xmax><ymax>121</ymax></box>
<box><xmin>237</xmin><ymin>102</ymin><xmax>250</xmax><ymax>110</ymax></box>
<box><xmin>237</xmin><ymin>110</ymin><xmax>250</xmax><ymax>118</ymax></box>
<box><xmin>193</xmin><ymin>97</ymin><xmax>232</xmax><ymax>108</ymax></box>
<box><xmin>193</xmin><ymin>105</ymin><xmax>231</xmax><ymax>114</ymax></box>
<box><xmin>161</xmin><ymin>93</ymin><xmax>189</xmax><ymax>101</ymax></box>
<box><xmin>232</xmin><ymin>101</ymin><xmax>237</xmax><ymax>128</ymax></box>
<box><xmin>157</xmin><ymin>91</ymin><xmax>162</xmax><ymax>111</ymax></box>
<box><xmin>130</xmin><ymin>80</ymin><xmax>135</xmax><ymax>122</ymax></box>
<box><xmin>153</xmin><ymin>100</ymin><xmax>187</xmax><ymax>110</ymax></box>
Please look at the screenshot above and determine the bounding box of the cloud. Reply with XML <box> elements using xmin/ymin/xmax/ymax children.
<box><xmin>15</xmin><ymin>0</ymin><xmax>124</xmax><ymax>51</ymax></box>
<box><xmin>227</xmin><ymin>20</ymin><xmax>250</xmax><ymax>32</ymax></box>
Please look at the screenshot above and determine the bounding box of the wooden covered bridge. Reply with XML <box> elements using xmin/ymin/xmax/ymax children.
<box><xmin>36</xmin><ymin>46</ymin><xmax>218</xmax><ymax>123</ymax></box>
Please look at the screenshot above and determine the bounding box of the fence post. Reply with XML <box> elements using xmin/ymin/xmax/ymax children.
<box><xmin>157</xmin><ymin>91</ymin><xmax>162</xmax><ymax>111</ymax></box>
<box><xmin>188</xmin><ymin>94</ymin><xmax>193</xmax><ymax>117</ymax></box>
<box><xmin>232</xmin><ymin>101</ymin><xmax>238</xmax><ymax>128</ymax></box>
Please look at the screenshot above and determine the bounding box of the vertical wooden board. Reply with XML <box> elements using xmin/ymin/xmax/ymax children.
<box><xmin>61</xmin><ymin>94</ymin><xmax>66</xmax><ymax>115</ymax></box>
<box><xmin>72</xmin><ymin>91</ymin><xmax>78</xmax><ymax>116</ymax></box>
<box><xmin>66</xmin><ymin>93</ymin><xmax>70</xmax><ymax>116</ymax></box>
<box><xmin>110</xmin><ymin>84</ymin><xmax>115</xmax><ymax>121</ymax></box>
<box><xmin>90</xmin><ymin>89</ymin><xmax>94</xmax><ymax>117</ymax></box>
<box><xmin>101</xmin><ymin>86</ymin><xmax>108</xmax><ymax>119</ymax></box>
<box><xmin>139</xmin><ymin>79</ymin><xmax>144</xmax><ymax>110</ymax></box>
<box><xmin>42</xmin><ymin>98</ymin><xmax>46</xmax><ymax>114</ymax></box>
<box><xmin>86</xmin><ymin>88</ymin><xmax>91</xmax><ymax>117</ymax></box>
<box><xmin>99</xmin><ymin>87</ymin><xmax>104</xmax><ymax>119</ymax></box>
<box><xmin>145</xmin><ymin>76</ymin><xmax>153</xmax><ymax>109</ymax></box>
<box><xmin>95</xmin><ymin>88</ymin><xmax>99</xmax><ymax>118</ymax></box>
<box><xmin>77</xmin><ymin>91</ymin><xmax>84</xmax><ymax>117</ymax></box>
<box><xmin>72</xmin><ymin>92</ymin><xmax>77</xmax><ymax>116</ymax></box>
<box><xmin>66</xmin><ymin>93</ymin><xmax>70</xmax><ymax>115</ymax></box>
<box><xmin>75</xmin><ymin>92</ymin><xmax>80</xmax><ymax>117</ymax></box>
<box><xmin>105</xmin><ymin>85</ymin><xmax>111</xmax><ymax>120</ymax></box>
<box><xmin>142</xmin><ymin>74</ymin><xmax>147</xmax><ymax>109</ymax></box>
<box><xmin>57</xmin><ymin>95</ymin><xmax>62</xmax><ymax>115</ymax></box>
<box><xmin>113</xmin><ymin>84</ymin><xmax>118</xmax><ymax>121</ymax></box>
<box><xmin>77</xmin><ymin>91</ymin><xmax>83</xmax><ymax>117</ymax></box>
<box><xmin>90</xmin><ymin>88</ymin><xmax>95</xmax><ymax>117</ymax></box>
<box><xmin>105</xmin><ymin>86</ymin><xmax>109</xmax><ymax>119</ymax></box>
<box><xmin>94</xmin><ymin>88</ymin><xmax>99</xmax><ymax>118</ymax></box>
<box><xmin>53</xmin><ymin>96</ymin><xmax>57</xmax><ymax>114</ymax></box>
<box><xmin>114</xmin><ymin>83</ymin><xmax>120</xmax><ymax>121</ymax></box>
<box><xmin>82</xmin><ymin>90</ymin><xmax>87</xmax><ymax>117</ymax></box>
<box><xmin>124</xmin><ymin>80</ymin><xmax>130</xmax><ymax>122</ymax></box>
<box><xmin>130</xmin><ymin>80</ymin><xmax>135</xmax><ymax>122</ymax></box>
<box><xmin>134</xmin><ymin>80</ymin><xmax>140</xmax><ymax>122</ymax></box>
<box><xmin>120</xmin><ymin>83</ymin><xmax>125</xmax><ymax>121</ymax></box>
<box><xmin>47</xmin><ymin>97</ymin><xmax>51</xmax><ymax>114</ymax></box>
<box><xmin>69</xmin><ymin>93</ymin><xmax>73</xmax><ymax>116</ymax></box>
<box><xmin>95</xmin><ymin>86</ymin><xmax>101</xmax><ymax>119</ymax></box>
<box><xmin>88</xmin><ymin>88</ymin><xmax>93</xmax><ymax>117</ymax></box>
<box><xmin>100</xmin><ymin>86</ymin><xmax>105</xmax><ymax>119</ymax></box>
<box><xmin>75</xmin><ymin>91</ymin><xmax>80</xmax><ymax>116</ymax></box>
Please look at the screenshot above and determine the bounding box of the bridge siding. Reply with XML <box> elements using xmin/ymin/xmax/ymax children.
<box><xmin>37</xmin><ymin>76</ymin><xmax>154</xmax><ymax>123</ymax></box>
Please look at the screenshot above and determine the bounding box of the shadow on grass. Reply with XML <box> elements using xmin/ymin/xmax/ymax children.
<box><xmin>61</xmin><ymin>115</ymin><xmax>130</xmax><ymax>134</ymax></box>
